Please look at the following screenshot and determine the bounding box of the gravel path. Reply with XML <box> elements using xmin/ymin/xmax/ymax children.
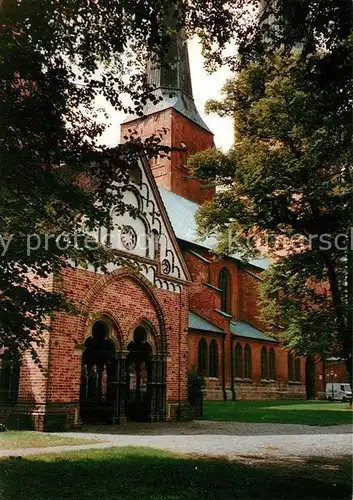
<box><xmin>1</xmin><ymin>421</ymin><xmax>352</xmax><ymax>460</ymax></box>
<box><xmin>77</xmin><ymin>419</ymin><xmax>353</xmax><ymax>436</ymax></box>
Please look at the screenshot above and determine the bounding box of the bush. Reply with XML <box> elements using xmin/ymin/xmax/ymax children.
<box><xmin>188</xmin><ymin>369</ymin><xmax>204</xmax><ymax>417</ymax></box>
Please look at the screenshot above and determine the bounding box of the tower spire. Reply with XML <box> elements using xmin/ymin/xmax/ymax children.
<box><xmin>146</xmin><ymin>32</ymin><xmax>193</xmax><ymax>98</ymax></box>
<box><xmin>121</xmin><ymin>12</ymin><xmax>215</xmax><ymax>205</ymax></box>
<box><xmin>124</xmin><ymin>30</ymin><xmax>211</xmax><ymax>133</ymax></box>
<box><xmin>142</xmin><ymin>32</ymin><xmax>211</xmax><ymax>133</ymax></box>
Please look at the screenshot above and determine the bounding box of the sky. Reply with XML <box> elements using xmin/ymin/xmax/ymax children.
<box><xmin>96</xmin><ymin>37</ymin><xmax>235</xmax><ymax>152</ymax></box>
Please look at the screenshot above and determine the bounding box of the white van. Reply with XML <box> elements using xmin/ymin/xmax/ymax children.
<box><xmin>325</xmin><ymin>383</ymin><xmax>352</xmax><ymax>402</ymax></box>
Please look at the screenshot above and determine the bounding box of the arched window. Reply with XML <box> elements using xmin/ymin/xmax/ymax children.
<box><xmin>218</xmin><ymin>267</ymin><xmax>231</xmax><ymax>314</ymax></box>
<box><xmin>288</xmin><ymin>352</ymin><xmax>294</xmax><ymax>381</ymax></box>
<box><xmin>0</xmin><ymin>350</ymin><xmax>21</xmax><ymax>404</ymax></box>
<box><xmin>261</xmin><ymin>347</ymin><xmax>268</xmax><ymax>379</ymax></box>
<box><xmin>295</xmin><ymin>357</ymin><xmax>301</xmax><ymax>382</ymax></box>
<box><xmin>198</xmin><ymin>338</ymin><xmax>208</xmax><ymax>376</ymax></box>
<box><xmin>269</xmin><ymin>347</ymin><xmax>276</xmax><ymax>380</ymax></box>
<box><xmin>151</xmin><ymin>229</ymin><xmax>159</xmax><ymax>259</ymax></box>
<box><xmin>234</xmin><ymin>343</ymin><xmax>243</xmax><ymax>378</ymax></box>
<box><xmin>244</xmin><ymin>344</ymin><xmax>252</xmax><ymax>379</ymax></box>
<box><xmin>209</xmin><ymin>340</ymin><xmax>219</xmax><ymax>378</ymax></box>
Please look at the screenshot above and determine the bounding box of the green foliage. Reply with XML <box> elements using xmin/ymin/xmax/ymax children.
<box><xmin>0</xmin><ymin>1</ymin><xmax>239</xmax><ymax>360</ymax></box>
<box><xmin>188</xmin><ymin>367</ymin><xmax>204</xmax><ymax>417</ymax></box>
<box><xmin>187</xmin><ymin>2</ymin><xmax>353</xmax><ymax>367</ymax></box>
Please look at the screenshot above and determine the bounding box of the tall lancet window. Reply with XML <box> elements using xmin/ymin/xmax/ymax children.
<box><xmin>198</xmin><ymin>338</ymin><xmax>208</xmax><ymax>377</ymax></box>
<box><xmin>218</xmin><ymin>268</ymin><xmax>231</xmax><ymax>314</ymax></box>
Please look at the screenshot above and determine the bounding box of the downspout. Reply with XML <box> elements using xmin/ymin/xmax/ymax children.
<box><xmin>44</xmin><ymin>327</ymin><xmax>53</xmax><ymax>431</ymax></box>
<box><xmin>178</xmin><ymin>290</ymin><xmax>182</xmax><ymax>419</ymax></box>
<box><xmin>230</xmin><ymin>334</ymin><xmax>235</xmax><ymax>400</ymax></box>
<box><xmin>222</xmin><ymin>335</ymin><xmax>226</xmax><ymax>401</ymax></box>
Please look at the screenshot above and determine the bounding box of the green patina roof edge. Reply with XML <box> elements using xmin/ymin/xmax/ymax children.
<box><xmin>159</xmin><ymin>188</ymin><xmax>272</xmax><ymax>271</ymax></box>
<box><xmin>189</xmin><ymin>310</ymin><xmax>225</xmax><ymax>334</ymax></box>
<box><xmin>230</xmin><ymin>319</ymin><xmax>279</xmax><ymax>343</ymax></box>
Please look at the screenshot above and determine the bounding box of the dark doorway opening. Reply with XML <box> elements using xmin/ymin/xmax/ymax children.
<box><xmin>80</xmin><ymin>320</ymin><xmax>116</xmax><ymax>423</ymax></box>
<box><xmin>80</xmin><ymin>321</ymin><xmax>166</xmax><ymax>424</ymax></box>
<box><xmin>126</xmin><ymin>326</ymin><xmax>152</xmax><ymax>422</ymax></box>
<box><xmin>0</xmin><ymin>350</ymin><xmax>21</xmax><ymax>404</ymax></box>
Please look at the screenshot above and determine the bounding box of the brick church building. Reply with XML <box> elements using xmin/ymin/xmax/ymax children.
<box><xmin>1</xmin><ymin>33</ymin><xmax>332</xmax><ymax>431</ymax></box>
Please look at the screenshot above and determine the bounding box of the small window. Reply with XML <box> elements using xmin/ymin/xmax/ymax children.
<box><xmin>341</xmin><ymin>385</ymin><xmax>345</xmax><ymax>391</ymax></box>
<box><xmin>261</xmin><ymin>347</ymin><xmax>268</xmax><ymax>379</ymax></box>
<box><xmin>151</xmin><ymin>229</ymin><xmax>159</xmax><ymax>259</ymax></box>
<box><xmin>209</xmin><ymin>340</ymin><xmax>219</xmax><ymax>378</ymax></box>
<box><xmin>244</xmin><ymin>344</ymin><xmax>252</xmax><ymax>379</ymax></box>
<box><xmin>234</xmin><ymin>343</ymin><xmax>243</xmax><ymax>378</ymax></box>
<box><xmin>269</xmin><ymin>348</ymin><xmax>276</xmax><ymax>380</ymax></box>
<box><xmin>218</xmin><ymin>268</ymin><xmax>231</xmax><ymax>314</ymax></box>
<box><xmin>288</xmin><ymin>352</ymin><xmax>294</xmax><ymax>382</ymax></box>
<box><xmin>198</xmin><ymin>338</ymin><xmax>208</xmax><ymax>376</ymax></box>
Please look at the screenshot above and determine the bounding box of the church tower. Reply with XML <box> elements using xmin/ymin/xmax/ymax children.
<box><xmin>121</xmin><ymin>32</ymin><xmax>215</xmax><ymax>204</ymax></box>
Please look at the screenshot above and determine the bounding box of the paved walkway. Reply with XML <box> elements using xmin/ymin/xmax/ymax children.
<box><xmin>1</xmin><ymin>421</ymin><xmax>352</xmax><ymax>460</ymax></box>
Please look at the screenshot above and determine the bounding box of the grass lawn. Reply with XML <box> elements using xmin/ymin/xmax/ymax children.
<box><xmin>0</xmin><ymin>431</ymin><xmax>101</xmax><ymax>450</ymax></box>
<box><xmin>0</xmin><ymin>446</ymin><xmax>351</xmax><ymax>499</ymax></box>
<box><xmin>202</xmin><ymin>400</ymin><xmax>353</xmax><ymax>426</ymax></box>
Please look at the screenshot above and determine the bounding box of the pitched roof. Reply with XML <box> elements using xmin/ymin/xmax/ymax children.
<box><xmin>230</xmin><ymin>320</ymin><xmax>278</xmax><ymax>343</ymax></box>
<box><xmin>189</xmin><ymin>311</ymin><xmax>224</xmax><ymax>334</ymax></box>
<box><xmin>123</xmin><ymin>90</ymin><xmax>212</xmax><ymax>134</ymax></box>
<box><xmin>159</xmin><ymin>187</ymin><xmax>271</xmax><ymax>270</ymax></box>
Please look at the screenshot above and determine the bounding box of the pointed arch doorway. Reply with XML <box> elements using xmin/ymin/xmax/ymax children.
<box><xmin>126</xmin><ymin>324</ymin><xmax>166</xmax><ymax>422</ymax></box>
<box><xmin>80</xmin><ymin>320</ymin><xmax>166</xmax><ymax>424</ymax></box>
<box><xmin>79</xmin><ymin>320</ymin><xmax>117</xmax><ymax>424</ymax></box>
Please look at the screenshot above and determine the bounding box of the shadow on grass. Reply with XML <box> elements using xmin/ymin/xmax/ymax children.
<box><xmin>0</xmin><ymin>447</ymin><xmax>351</xmax><ymax>500</ymax></box>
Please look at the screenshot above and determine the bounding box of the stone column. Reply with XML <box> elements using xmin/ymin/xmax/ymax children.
<box><xmin>110</xmin><ymin>351</ymin><xmax>128</xmax><ymax>425</ymax></box>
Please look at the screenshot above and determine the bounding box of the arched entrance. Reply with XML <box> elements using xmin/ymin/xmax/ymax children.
<box><xmin>305</xmin><ymin>355</ymin><xmax>316</xmax><ymax>399</ymax></box>
<box><xmin>80</xmin><ymin>320</ymin><xmax>166</xmax><ymax>424</ymax></box>
<box><xmin>126</xmin><ymin>326</ymin><xmax>152</xmax><ymax>421</ymax></box>
<box><xmin>80</xmin><ymin>320</ymin><xmax>117</xmax><ymax>423</ymax></box>
<box><xmin>126</xmin><ymin>324</ymin><xmax>166</xmax><ymax>422</ymax></box>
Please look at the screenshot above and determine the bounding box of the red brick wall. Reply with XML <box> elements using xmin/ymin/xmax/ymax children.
<box><xmin>19</xmin><ymin>342</ymin><xmax>50</xmax><ymax>406</ymax></box>
<box><xmin>16</xmin><ymin>266</ymin><xmax>190</xmax><ymax>427</ymax></box>
<box><xmin>121</xmin><ymin>109</ymin><xmax>215</xmax><ymax>204</ymax></box>
<box><xmin>45</xmin><ymin>267</ymin><xmax>189</xmax><ymax>408</ymax></box>
<box><xmin>18</xmin><ymin>273</ymin><xmax>54</xmax><ymax>406</ymax></box>
<box><xmin>184</xmin><ymin>250</ymin><xmax>235</xmax><ymax>328</ymax></box>
<box><xmin>183</xmin><ymin>249</ymin><xmax>266</xmax><ymax>333</ymax></box>
<box><xmin>238</xmin><ymin>269</ymin><xmax>264</xmax><ymax>330</ymax></box>
<box><xmin>324</xmin><ymin>360</ymin><xmax>349</xmax><ymax>384</ymax></box>
<box><xmin>121</xmin><ymin>110</ymin><xmax>173</xmax><ymax>191</ymax></box>
<box><xmin>189</xmin><ymin>332</ymin><xmax>306</xmax><ymax>401</ymax></box>
<box><xmin>310</xmin><ymin>357</ymin><xmax>351</xmax><ymax>399</ymax></box>
<box><xmin>184</xmin><ymin>247</ymin><xmax>306</xmax><ymax>400</ymax></box>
